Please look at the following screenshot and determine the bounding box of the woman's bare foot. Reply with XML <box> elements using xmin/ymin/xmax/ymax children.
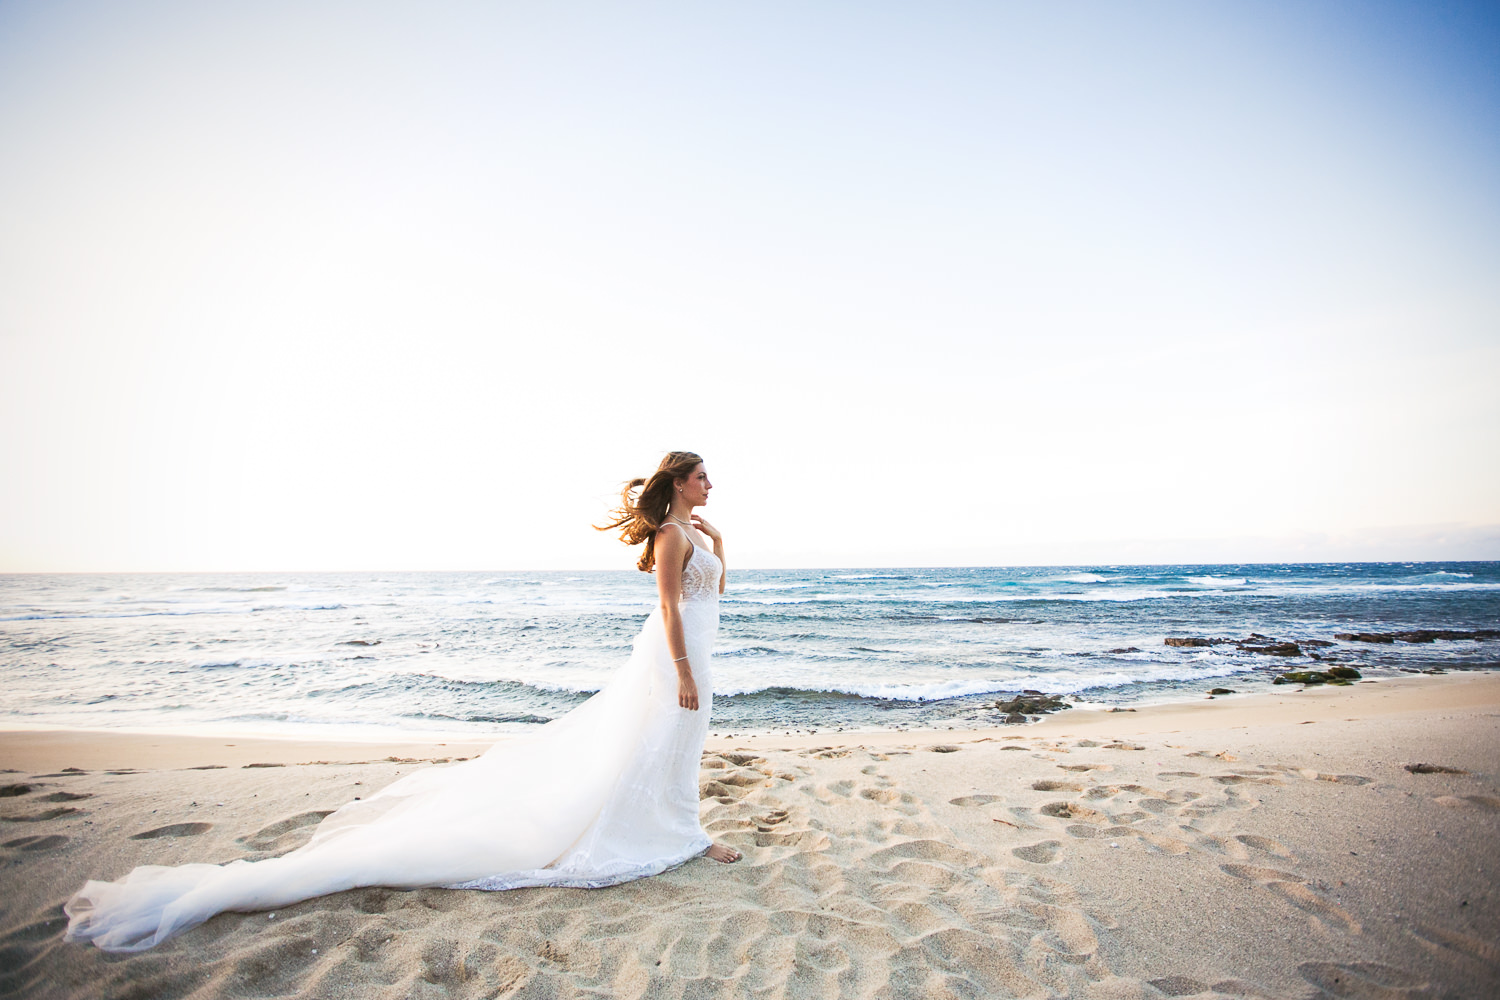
<box><xmin>704</xmin><ymin>843</ymin><xmax>741</xmax><ymax>863</ymax></box>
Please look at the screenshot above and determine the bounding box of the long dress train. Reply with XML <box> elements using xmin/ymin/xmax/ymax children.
<box><xmin>64</xmin><ymin>539</ymin><xmax>722</xmax><ymax>952</ymax></box>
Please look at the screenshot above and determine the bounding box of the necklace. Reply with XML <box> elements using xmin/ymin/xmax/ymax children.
<box><xmin>666</xmin><ymin>513</ymin><xmax>694</xmax><ymax>528</ymax></box>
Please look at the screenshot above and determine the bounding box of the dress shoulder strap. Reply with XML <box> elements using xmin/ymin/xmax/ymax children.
<box><xmin>659</xmin><ymin>520</ymin><xmax>698</xmax><ymax>549</ymax></box>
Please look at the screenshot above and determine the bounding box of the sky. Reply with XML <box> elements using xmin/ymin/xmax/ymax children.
<box><xmin>1</xmin><ymin>0</ymin><xmax>1497</xmax><ymax>572</ymax></box>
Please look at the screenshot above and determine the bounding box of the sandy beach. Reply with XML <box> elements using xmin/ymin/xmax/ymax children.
<box><xmin>2</xmin><ymin>674</ymin><xmax>1497</xmax><ymax>999</ymax></box>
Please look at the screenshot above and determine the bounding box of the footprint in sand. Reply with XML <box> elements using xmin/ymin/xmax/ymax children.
<box><xmin>41</xmin><ymin>791</ymin><xmax>91</xmax><ymax>803</ymax></box>
<box><xmin>1221</xmin><ymin>863</ymin><xmax>1301</xmax><ymax>882</ymax></box>
<box><xmin>1409</xmin><ymin>920</ymin><xmax>1500</xmax><ymax>966</ymax></box>
<box><xmin>1221</xmin><ymin>864</ymin><xmax>1361</xmax><ymax>933</ymax></box>
<box><xmin>236</xmin><ymin>810</ymin><xmax>332</xmax><ymax>851</ymax></box>
<box><xmin>1012</xmin><ymin>840</ymin><xmax>1061</xmax><ymax>864</ymax></box>
<box><xmin>1298</xmin><ymin>961</ymin><xmax>1429</xmax><ymax>999</ymax></box>
<box><xmin>1031</xmin><ymin>780</ymin><xmax>1082</xmax><ymax>792</ymax></box>
<box><xmin>130</xmin><ymin>822</ymin><xmax>213</xmax><ymax>840</ymax></box>
<box><xmin>1190</xmin><ymin>833</ymin><xmax>1252</xmax><ymax>859</ymax></box>
<box><xmin>3</xmin><ymin>807</ymin><xmax>79</xmax><ymax>822</ymax></box>
<box><xmin>1039</xmin><ymin>802</ymin><xmax>1105</xmax><ymax>823</ymax></box>
<box><xmin>754</xmin><ymin>808</ymin><xmax>789</xmax><ymax>830</ymax></box>
<box><xmin>1235</xmin><ymin>833</ymin><xmax>1292</xmax><ymax>858</ymax></box>
<box><xmin>701</xmin><ymin>765</ymin><xmax>772</xmax><ymax>802</ymax></box>
<box><xmin>947</xmin><ymin>795</ymin><xmax>1002</xmax><ymax>806</ymax></box>
<box><xmin>1136</xmin><ymin>831</ymin><xmax>1192</xmax><ymax>855</ymax></box>
<box><xmin>3</xmin><ymin>834</ymin><xmax>69</xmax><ymax>851</ymax></box>
<box><xmin>859</xmin><ymin>787</ymin><xmax>908</xmax><ymax>806</ymax></box>
<box><xmin>1147</xmin><ymin>976</ymin><xmax>1210</xmax><ymax>997</ymax></box>
<box><xmin>719</xmin><ymin>752</ymin><xmax>769</xmax><ymax>767</ymax></box>
<box><xmin>1106</xmin><ymin>810</ymin><xmax>1150</xmax><ymax>825</ymax></box>
<box><xmin>1432</xmin><ymin>794</ymin><xmax>1500</xmax><ymax>812</ymax></box>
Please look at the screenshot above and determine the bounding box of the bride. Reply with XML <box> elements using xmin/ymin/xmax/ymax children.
<box><xmin>65</xmin><ymin>451</ymin><xmax>741</xmax><ymax>953</ymax></box>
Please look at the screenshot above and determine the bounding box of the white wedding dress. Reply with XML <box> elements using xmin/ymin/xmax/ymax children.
<box><xmin>65</xmin><ymin>533</ymin><xmax>722</xmax><ymax>952</ymax></box>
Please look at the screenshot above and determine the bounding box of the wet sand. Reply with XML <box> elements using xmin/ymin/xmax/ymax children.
<box><xmin>2</xmin><ymin>673</ymin><xmax>1497</xmax><ymax>998</ymax></box>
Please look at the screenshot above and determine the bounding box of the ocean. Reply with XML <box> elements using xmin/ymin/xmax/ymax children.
<box><xmin>2</xmin><ymin>563</ymin><xmax>1497</xmax><ymax>741</ymax></box>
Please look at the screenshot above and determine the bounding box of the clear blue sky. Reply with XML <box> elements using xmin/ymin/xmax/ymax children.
<box><xmin>2</xmin><ymin>1</ymin><xmax>1497</xmax><ymax>570</ymax></box>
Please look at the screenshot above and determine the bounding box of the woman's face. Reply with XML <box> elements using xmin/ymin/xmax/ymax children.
<box><xmin>677</xmin><ymin>463</ymin><xmax>712</xmax><ymax>507</ymax></box>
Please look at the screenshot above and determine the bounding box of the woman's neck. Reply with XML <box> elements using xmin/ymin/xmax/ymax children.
<box><xmin>666</xmin><ymin>500</ymin><xmax>694</xmax><ymax>524</ymax></box>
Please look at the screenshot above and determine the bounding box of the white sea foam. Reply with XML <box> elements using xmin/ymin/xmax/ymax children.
<box><xmin>709</xmin><ymin>658</ymin><xmax>1258</xmax><ymax>701</ymax></box>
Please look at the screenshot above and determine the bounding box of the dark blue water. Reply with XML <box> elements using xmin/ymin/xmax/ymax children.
<box><xmin>1</xmin><ymin>563</ymin><xmax>1495</xmax><ymax>739</ymax></box>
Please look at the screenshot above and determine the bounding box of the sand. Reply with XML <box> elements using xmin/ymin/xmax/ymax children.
<box><xmin>2</xmin><ymin>673</ymin><xmax>1497</xmax><ymax>999</ymax></box>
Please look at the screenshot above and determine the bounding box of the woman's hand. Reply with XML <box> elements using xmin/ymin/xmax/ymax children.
<box><xmin>678</xmin><ymin>672</ymin><xmax>700</xmax><ymax>711</ymax></box>
<box><xmin>691</xmin><ymin>515</ymin><xmax>722</xmax><ymax>544</ymax></box>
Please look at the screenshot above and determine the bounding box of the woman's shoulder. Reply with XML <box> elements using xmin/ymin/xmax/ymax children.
<box><xmin>655</xmin><ymin>520</ymin><xmax>689</xmax><ymax>544</ymax></box>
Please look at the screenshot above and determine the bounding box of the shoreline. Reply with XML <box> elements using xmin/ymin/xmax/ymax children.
<box><xmin>4</xmin><ymin>671</ymin><xmax>1497</xmax><ymax>997</ymax></box>
<box><xmin>4</xmin><ymin>671</ymin><xmax>1495</xmax><ymax>771</ymax></box>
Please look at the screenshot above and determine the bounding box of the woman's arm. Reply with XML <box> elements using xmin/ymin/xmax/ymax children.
<box><xmin>693</xmin><ymin>515</ymin><xmax>727</xmax><ymax>594</ymax></box>
<box><xmin>654</xmin><ymin>524</ymin><xmax>700</xmax><ymax>710</ymax></box>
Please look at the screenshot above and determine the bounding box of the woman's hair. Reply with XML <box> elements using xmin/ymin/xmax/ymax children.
<box><xmin>597</xmin><ymin>451</ymin><xmax>704</xmax><ymax>572</ymax></box>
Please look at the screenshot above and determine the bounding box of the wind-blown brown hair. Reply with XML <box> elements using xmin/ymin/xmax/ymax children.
<box><xmin>596</xmin><ymin>451</ymin><xmax>704</xmax><ymax>572</ymax></box>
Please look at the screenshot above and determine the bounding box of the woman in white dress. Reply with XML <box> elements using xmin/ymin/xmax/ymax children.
<box><xmin>64</xmin><ymin>451</ymin><xmax>740</xmax><ymax>953</ymax></box>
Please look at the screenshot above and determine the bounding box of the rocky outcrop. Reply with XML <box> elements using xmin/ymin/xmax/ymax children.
<box><xmin>994</xmin><ymin>691</ymin><xmax>1071</xmax><ymax>720</ymax></box>
<box><xmin>1165</xmin><ymin>633</ymin><xmax>1310</xmax><ymax>656</ymax></box>
<box><xmin>1272</xmin><ymin>666</ymin><xmax>1362</xmax><ymax>686</ymax></box>
<box><xmin>1239</xmin><ymin>641</ymin><xmax>1300</xmax><ymax>656</ymax></box>
<box><xmin>1334</xmin><ymin>630</ymin><xmax>1499</xmax><ymax>643</ymax></box>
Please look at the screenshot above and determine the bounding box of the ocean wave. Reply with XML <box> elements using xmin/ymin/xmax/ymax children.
<box><xmin>727</xmin><ymin>581</ymin><xmax>815</xmax><ymax>592</ymax></box>
<box><xmin>711</xmin><ymin>660</ymin><xmax>1260</xmax><ymax>702</ymax></box>
<box><xmin>403</xmin><ymin>711</ymin><xmax>553</xmax><ymax>726</ymax></box>
<box><xmin>1</xmin><ymin>606</ymin><xmax>251</xmax><ymax>622</ymax></box>
<box><xmin>384</xmin><ymin>672</ymin><xmax>602</xmax><ymax>697</ymax></box>
<box><xmin>1186</xmin><ymin>576</ymin><xmax>1248</xmax><ymax>587</ymax></box>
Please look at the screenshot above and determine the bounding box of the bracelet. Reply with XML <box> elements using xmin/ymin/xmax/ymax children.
<box><xmin>673</xmin><ymin>655</ymin><xmax>689</xmax><ymax>662</ymax></box>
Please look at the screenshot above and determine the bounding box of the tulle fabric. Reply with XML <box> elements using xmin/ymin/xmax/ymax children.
<box><xmin>65</xmin><ymin>544</ymin><xmax>721</xmax><ymax>953</ymax></box>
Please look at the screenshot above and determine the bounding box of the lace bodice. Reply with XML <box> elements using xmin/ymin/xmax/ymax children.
<box><xmin>679</xmin><ymin>535</ymin><xmax>722</xmax><ymax>604</ymax></box>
